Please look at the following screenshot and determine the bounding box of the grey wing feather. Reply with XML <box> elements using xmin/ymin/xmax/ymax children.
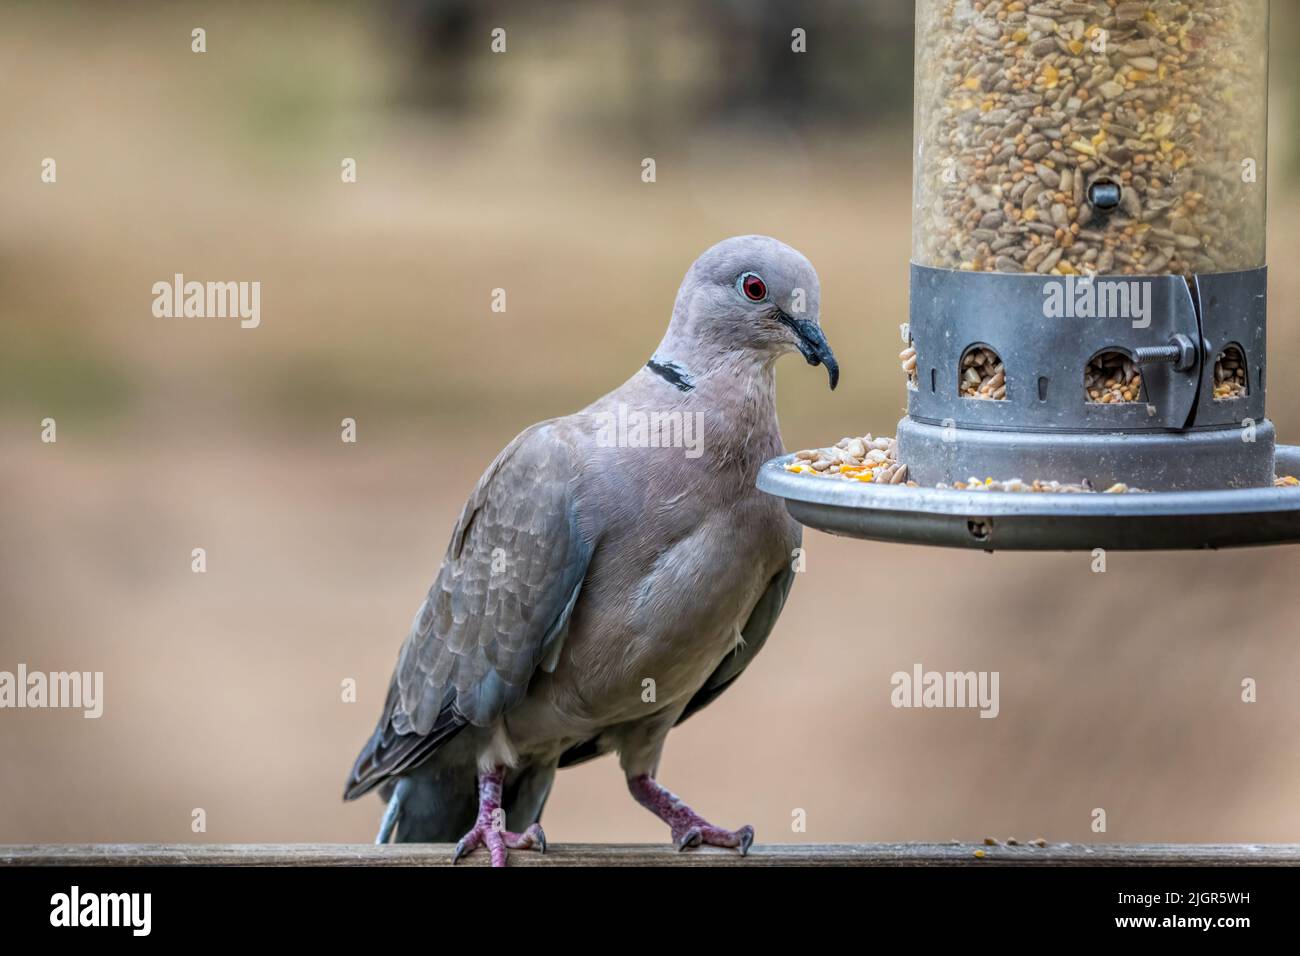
<box><xmin>345</xmin><ymin>421</ymin><xmax>595</xmax><ymax>799</ymax></box>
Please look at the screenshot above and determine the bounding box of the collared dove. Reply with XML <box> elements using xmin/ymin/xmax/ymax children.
<box><xmin>344</xmin><ymin>235</ymin><xmax>837</xmax><ymax>865</ymax></box>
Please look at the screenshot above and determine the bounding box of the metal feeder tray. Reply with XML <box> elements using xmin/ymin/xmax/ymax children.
<box><xmin>757</xmin><ymin>446</ymin><xmax>1300</xmax><ymax>552</ymax></box>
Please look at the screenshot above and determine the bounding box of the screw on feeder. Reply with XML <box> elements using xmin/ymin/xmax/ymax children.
<box><xmin>1132</xmin><ymin>334</ymin><xmax>1198</xmax><ymax>372</ymax></box>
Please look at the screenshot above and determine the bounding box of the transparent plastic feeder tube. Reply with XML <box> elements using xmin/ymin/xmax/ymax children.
<box><xmin>912</xmin><ymin>0</ymin><xmax>1268</xmax><ymax>277</ymax></box>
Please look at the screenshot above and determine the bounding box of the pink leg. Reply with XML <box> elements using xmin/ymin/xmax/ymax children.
<box><xmin>451</xmin><ymin>767</ymin><xmax>546</xmax><ymax>867</ymax></box>
<box><xmin>627</xmin><ymin>774</ymin><xmax>755</xmax><ymax>855</ymax></box>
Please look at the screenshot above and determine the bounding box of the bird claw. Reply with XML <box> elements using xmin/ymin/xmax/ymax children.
<box><xmin>738</xmin><ymin>825</ymin><xmax>755</xmax><ymax>856</ymax></box>
<box><xmin>674</xmin><ymin>827</ymin><xmax>703</xmax><ymax>852</ymax></box>
<box><xmin>451</xmin><ymin>821</ymin><xmax>546</xmax><ymax>867</ymax></box>
<box><xmin>527</xmin><ymin>824</ymin><xmax>548</xmax><ymax>855</ymax></box>
<box><xmin>451</xmin><ymin>831</ymin><xmax>480</xmax><ymax>864</ymax></box>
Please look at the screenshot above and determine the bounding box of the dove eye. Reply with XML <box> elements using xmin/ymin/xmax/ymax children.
<box><xmin>739</xmin><ymin>272</ymin><xmax>767</xmax><ymax>302</ymax></box>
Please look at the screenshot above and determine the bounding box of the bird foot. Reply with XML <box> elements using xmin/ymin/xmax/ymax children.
<box><xmin>452</xmin><ymin>821</ymin><xmax>546</xmax><ymax>867</ymax></box>
<box><xmin>450</xmin><ymin>767</ymin><xmax>547</xmax><ymax>867</ymax></box>
<box><xmin>628</xmin><ymin>773</ymin><xmax>755</xmax><ymax>856</ymax></box>
<box><xmin>672</xmin><ymin>822</ymin><xmax>755</xmax><ymax>855</ymax></box>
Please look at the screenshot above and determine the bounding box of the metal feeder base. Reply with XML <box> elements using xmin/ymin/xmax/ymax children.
<box><xmin>757</xmin><ymin>446</ymin><xmax>1300</xmax><ymax>552</ymax></box>
<box><xmin>902</xmin><ymin>265</ymin><xmax>1274</xmax><ymax>492</ymax></box>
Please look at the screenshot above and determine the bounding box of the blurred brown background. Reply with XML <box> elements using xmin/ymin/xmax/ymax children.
<box><xmin>3</xmin><ymin>1</ymin><xmax>1300</xmax><ymax>846</ymax></box>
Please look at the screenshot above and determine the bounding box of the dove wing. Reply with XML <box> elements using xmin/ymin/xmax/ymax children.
<box><xmin>344</xmin><ymin>421</ymin><xmax>595</xmax><ymax>799</ymax></box>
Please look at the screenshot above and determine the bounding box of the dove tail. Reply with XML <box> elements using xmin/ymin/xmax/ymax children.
<box><xmin>374</xmin><ymin>777</ymin><xmax>410</xmax><ymax>844</ymax></box>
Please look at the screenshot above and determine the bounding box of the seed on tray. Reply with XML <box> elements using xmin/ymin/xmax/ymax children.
<box><xmin>786</xmin><ymin>435</ymin><xmax>1142</xmax><ymax>492</ymax></box>
<box><xmin>785</xmin><ymin>435</ymin><xmax>912</xmax><ymax>485</ymax></box>
<box><xmin>1276</xmin><ymin>476</ymin><xmax>1300</xmax><ymax>488</ymax></box>
<box><xmin>939</xmin><ymin>476</ymin><xmax>1139</xmax><ymax>494</ymax></box>
<box><xmin>960</xmin><ymin>347</ymin><xmax>1007</xmax><ymax>400</ymax></box>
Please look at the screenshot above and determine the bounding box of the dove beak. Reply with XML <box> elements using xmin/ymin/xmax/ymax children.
<box><xmin>780</xmin><ymin>314</ymin><xmax>839</xmax><ymax>391</ymax></box>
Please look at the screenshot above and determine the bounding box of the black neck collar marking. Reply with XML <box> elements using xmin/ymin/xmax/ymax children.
<box><xmin>645</xmin><ymin>358</ymin><xmax>695</xmax><ymax>392</ymax></box>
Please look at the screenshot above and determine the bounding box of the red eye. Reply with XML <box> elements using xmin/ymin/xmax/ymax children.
<box><xmin>741</xmin><ymin>273</ymin><xmax>767</xmax><ymax>301</ymax></box>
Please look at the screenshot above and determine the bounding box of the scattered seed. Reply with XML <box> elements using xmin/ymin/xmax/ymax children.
<box><xmin>900</xmin><ymin>344</ymin><xmax>919</xmax><ymax>389</ymax></box>
<box><xmin>787</xmin><ymin>436</ymin><xmax>1144</xmax><ymax>493</ymax></box>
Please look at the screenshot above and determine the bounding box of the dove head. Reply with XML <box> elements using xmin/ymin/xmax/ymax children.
<box><xmin>663</xmin><ymin>235</ymin><xmax>838</xmax><ymax>389</ymax></box>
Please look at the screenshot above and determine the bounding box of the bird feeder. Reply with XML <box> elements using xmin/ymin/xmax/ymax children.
<box><xmin>760</xmin><ymin>0</ymin><xmax>1300</xmax><ymax>550</ymax></box>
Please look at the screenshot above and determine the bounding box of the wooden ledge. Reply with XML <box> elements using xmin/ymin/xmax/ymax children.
<box><xmin>3</xmin><ymin>842</ymin><xmax>1298</xmax><ymax>866</ymax></box>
